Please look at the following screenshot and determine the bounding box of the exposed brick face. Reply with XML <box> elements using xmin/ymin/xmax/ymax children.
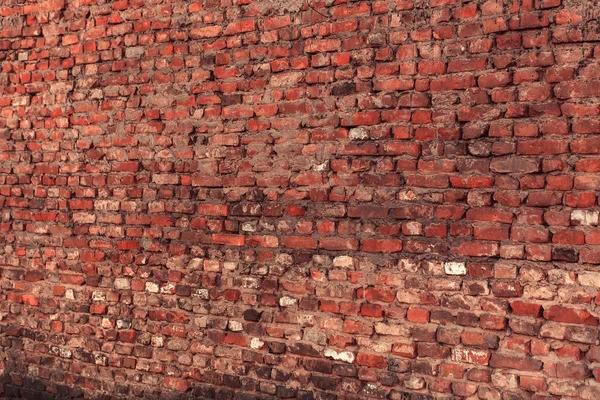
<box><xmin>1</xmin><ymin>0</ymin><xmax>600</xmax><ymax>399</ymax></box>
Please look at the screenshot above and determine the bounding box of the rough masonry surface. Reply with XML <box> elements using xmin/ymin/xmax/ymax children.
<box><xmin>0</xmin><ymin>0</ymin><xmax>600</xmax><ymax>399</ymax></box>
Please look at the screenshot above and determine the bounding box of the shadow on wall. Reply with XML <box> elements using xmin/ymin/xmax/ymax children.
<box><xmin>0</xmin><ymin>361</ymin><xmax>433</xmax><ymax>400</ymax></box>
<box><xmin>0</xmin><ymin>326</ymin><xmax>431</xmax><ymax>400</ymax></box>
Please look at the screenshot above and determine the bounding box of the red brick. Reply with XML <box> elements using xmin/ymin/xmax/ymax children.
<box><xmin>407</xmin><ymin>308</ymin><xmax>430</xmax><ymax>323</ymax></box>
<box><xmin>224</xmin><ymin>19</ymin><xmax>255</xmax><ymax>35</ymax></box>
<box><xmin>23</xmin><ymin>0</ymin><xmax>64</xmax><ymax>13</ymax></box>
<box><xmin>466</xmin><ymin>209</ymin><xmax>514</xmax><ymax>223</ymax></box>
<box><xmin>163</xmin><ymin>377</ymin><xmax>189</xmax><ymax>392</ymax></box>
<box><xmin>356</xmin><ymin>287</ymin><xmax>396</xmax><ymax>303</ymax></box>
<box><xmin>581</xmin><ymin>248</ymin><xmax>600</xmax><ymax>264</ymax></box>
<box><xmin>360</xmin><ymin>303</ymin><xmax>383</xmax><ymax>318</ymax></box>
<box><xmin>53</xmin><ymin>286</ymin><xmax>66</xmax><ymax>296</ymax></box>
<box><xmin>245</xmin><ymin>235</ymin><xmax>279</xmax><ymax>248</ymax></box>
<box><xmin>455</xmin><ymin>242</ymin><xmax>499</xmax><ymax>257</ymax></box>
<box><xmin>282</xmin><ymin>236</ymin><xmax>318</xmax><ymax>250</ymax></box>
<box><xmin>544</xmin><ymin>306</ymin><xmax>598</xmax><ymax>326</ymax></box>
<box><xmin>361</xmin><ymin>239</ymin><xmax>402</xmax><ymax>253</ymax></box>
<box><xmin>553</xmin><ymin>229</ymin><xmax>584</xmax><ymax>245</ymax></box>
<box><xmin>197</xmin><ymin>204</ymin><xmax>228</xmax><ymax>216</ymax></box>
<box><xmin>392</xmin><ymin>343</ymin><xmax>417</xmax><ymax>358</ymax></box>
<box><xmin>510</xmin><ymin>301</ymin><xmax>543</xmax><ymax>317</ymax></box>
<box><xmin>212</xmin><ymin>234</ymin><xmax>244</xmax><ymax>246</ymax></box>
<box><xmin>22</xmin><ymin>295</ymin><xmax>39</xmax><ymax>307</ymax></box>
<box><xmin>263</xmin><ymin>15</ymin><xmax>290</xmax><ymax>31</ymax></box>
<box><xmin>356</xmin><ymin>353</ymin><xmax>388</xmax><ymax>369</ymax></box>
<box><xmin>473</xmin><ymin>225</ymin><xmax>509</xmax><ymax>241</ymax></box>
<box><xmin>305</xmin><ymin>39</ymin><xmax>341</xmax><ymax>53</ymax></box>
<box><xmin>347</xmin><ymin>206</ymin><xmax>388</xmax><ymax>219</ymax></box>
<box><xmin>517</xmin><ymin>140</ymin><xmax>569</xmax><ymax>155</ymax></box>
<box><xmin>519</xmin><ymin>375</ymin><xmax>546</xmax><ymax>392</ymax></box>
<box><xmin>343</xmin><ymin>320</ymin><xmax>373</xmax><ymax>335</ymax></box>
<box><xmin>319</xmin><ymin>237</ymin><xmax>359</xmax><ymax>251</ymax></box>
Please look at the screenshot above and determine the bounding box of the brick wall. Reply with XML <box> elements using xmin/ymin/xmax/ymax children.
<box><xmin>1</xmin><ymin>0</ymin><xmax>600</xmax><ymax>398</ymax></box>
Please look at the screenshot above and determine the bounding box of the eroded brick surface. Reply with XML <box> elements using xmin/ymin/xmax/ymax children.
<box><xmin>1</xmin><ymin>0</ymin><xmax>600</xmax><ymax>399</ymax></box>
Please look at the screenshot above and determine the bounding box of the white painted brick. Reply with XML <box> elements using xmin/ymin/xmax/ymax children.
<box><xmin>333</xmin><ymin>256</ymin><xmax>354</xmax><ymax>268</ymax></box>
<box><xmin>571</xmin><ymin>210</ymin><xmax>599</xmax><ymax>226</ymax></box>
<box><xmin>228</xmin><ymin>320</ymin><xmax>243</xmax><ymax>332</ymax></box>
<box><xmin>324</xmin><ymin>348</ymin><xmax>355</xmax><ymax>363</ymax></box>
<box><xmin>445</xmin><ymin>261</ymin><xmax>467</xmax><ymax>275</ymax></box>
<box><xmin>145</xmin><ymin>282</ymin><xmax>159</xmax><ymax>293</ymax></box>
<box><xmin>279</xmin><ymin>296</ymin><xmax>297</xmax><ymax>307</ymax></box>
<box><xmin>578</xmin><ymin>272</ymin><xmax>600</xmax><ymax>287</ymax></box>
<box><xmin>349</xmin><ymin>127</ymin><xmax>369</xmax><ymax>140</ymax></box>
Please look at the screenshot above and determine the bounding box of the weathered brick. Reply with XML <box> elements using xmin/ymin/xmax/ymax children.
<box><xmin>489</xmin><ymin>354</ymin><xmax>542</xmax><ymax>372</ymax></box>
<box><xmin>544</xmin><ymin>306</ymin><xmax>599</xmax><ymax>326</ymax></box>
<box><xmin>1</xmin><ymin>1</ymin><xmax>598</xmax><ymax>398</ymax></box>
